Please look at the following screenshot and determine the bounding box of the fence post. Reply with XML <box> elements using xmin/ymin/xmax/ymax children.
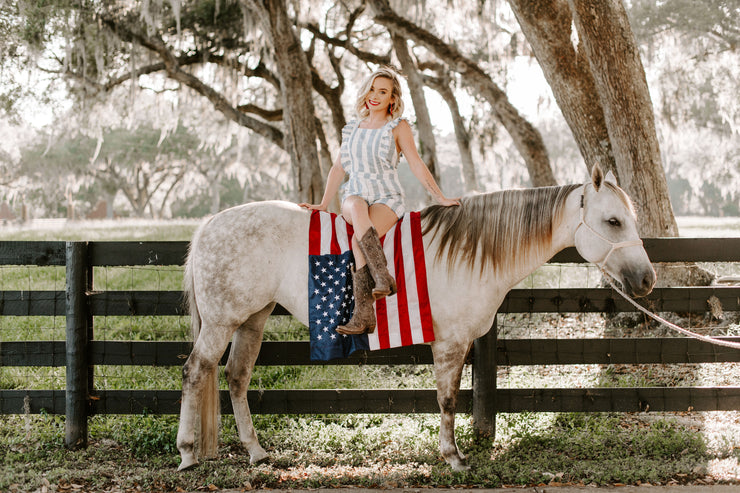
<box><xmin>472</xmin><ymin>318</ymin><xmax>497</xmax><ymax>439</ymax></box>
<box><xmin>65</xmin><ymin>241</ymin><xmax>89</xmax><ymax>449</ymax></box>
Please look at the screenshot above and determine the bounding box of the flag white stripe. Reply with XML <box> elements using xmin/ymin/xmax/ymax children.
<box><xmin>368</xmin><ymin>331</ymin><xmax>380</xmax><ymax>351</ymax></box>
<box><xmin>334</xmin><ymin>215</ymin><xmax>351</xmax><ymax>252</ymax></box>
<box><xmin>319</xmin><ymin>212</ymin><xmax>333</xmax><ymax>255</ymax></box>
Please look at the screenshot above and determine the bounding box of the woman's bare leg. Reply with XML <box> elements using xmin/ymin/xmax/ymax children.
<box><xmin>368</xmin><ymin>203</ymin><xmax>399</xmax><ymax>237</ymax></box>
<box><xmin>342</xmin><ymin>196</ymin><xmax>372</xmax><ymax>267</ymax></box>
<box><xmin>358</xmin><ymin>203</ymin><xmax>399</xmax><ymax>298</ymax></box>
<box><xmin>342</xmin><ymin>198</ymin><xmax>399</xmax><ymax>267</ymax></box>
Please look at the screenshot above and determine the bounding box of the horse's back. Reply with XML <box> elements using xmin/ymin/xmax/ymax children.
<box><xmin>200</xmin><ymin>200</ymin><xmax>307</xmax><ymax>243</ymax></box>
<box><xmin>190</xmin><ymin>201</ymin><xmax>310</xmax><ymax>325</ymax></box>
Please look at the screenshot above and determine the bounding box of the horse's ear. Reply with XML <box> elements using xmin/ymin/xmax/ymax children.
<box><xmin>604</xmin><ymin>170</ymin><xmax>618</xmax><ymax>186</ymax></box>
<box><xmin>591</xmin><ymin>164</ymin><xmax>604</xmax><ymax>191</ymax></box>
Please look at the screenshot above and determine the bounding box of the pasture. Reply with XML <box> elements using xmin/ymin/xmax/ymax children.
<box><xmin>1</xmin><ymin>216</ymin><xmax>739</xmax><ymax>492</ymax></box>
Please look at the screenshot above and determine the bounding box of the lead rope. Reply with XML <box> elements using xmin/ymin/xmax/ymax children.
<box><xmin>601</xmin><ymin>270</ymin><xmax>740</xmax><ymax>350</ymax></box>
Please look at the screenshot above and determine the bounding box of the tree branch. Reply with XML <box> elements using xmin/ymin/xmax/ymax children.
<box><xmin>236</xmin><ymin>103</ymin><xmax>283</xmax><ymax>121</ymax></box>
<box><xmin>97</xmin><ymin>13</ymin><xmax>284</xmax><ymax>148</ymax></box>
<box><xmin>302</xmin><ymin>22</ymin><xmax>391</xmax><ymax>66</ymax></box>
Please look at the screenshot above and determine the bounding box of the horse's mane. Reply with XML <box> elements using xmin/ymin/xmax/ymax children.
<box><xmin>420</xmin><ymin>184</ymin><xmax>583</xmax><ymax>275</ymax></box>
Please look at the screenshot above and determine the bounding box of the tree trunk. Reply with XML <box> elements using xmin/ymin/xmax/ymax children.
<box><xmin>248</xmin><ymin>0</ymin><xmax>324</xmax><ymax>203</ymax></box>
<box><xmin>567</xmin><ymin>0</ymin><xmax>678</xmax><ymax>237</ymax></box>
<box><xmin>210</xmin><ymin>180</ymin><xmax>221</xmax><ymax>215</ymax></box>
<box><xmin>509</xmin><ymin>0</ymin><xmax>617</xmax><ymax>179</ymax></box>
<box><xmin>424</xmin><ymin>73</ymin><xmax>479</xmax><ymax>192</ymax></box>
<box><xmin>315</xmin><ymin>118</ymin><xmax>341</xmax><ymax>213</ymax></box>
<box><xmin>367</xmin><ymin>0</ymin><xmax>557</xmax><ymax>187</ymax></box>
<box><xmin>101</xmin><ymin>191</ymin><xmax>114</xmax><ymax>219</ymax></box>
<box><xmin>391</xmin><ymin>33</ymin><xmax>440</xmax><ymax>183</ymax></box>
<box><xmin>311</xmin><ymin>71</ymin><xmax>346</xmax><ymax>141</ymax></box>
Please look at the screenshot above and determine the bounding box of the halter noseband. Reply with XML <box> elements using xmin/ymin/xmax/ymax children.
<box><xmin>575</xmin><ymin>184</ymin><xmax>643</xmax><ymax>270</ymax></box>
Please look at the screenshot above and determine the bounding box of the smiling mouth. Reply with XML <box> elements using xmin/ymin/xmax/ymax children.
<box><xmin>368</xmin><ymin>100</ymin><xmax>380</xmax><ymax>106</ymax></box>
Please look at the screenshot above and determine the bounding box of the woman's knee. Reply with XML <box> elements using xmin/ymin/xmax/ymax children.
<box><xmin>342</xmin><ymin>196</ymin><xmax>369</xmax><ymax>218</ymax></box>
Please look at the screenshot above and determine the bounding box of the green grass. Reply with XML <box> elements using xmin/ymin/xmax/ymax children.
<box><xmin>0</xmin><ymin>412</ymin><xmax>718</xmax><ymax>491</ymax></box>
<box><xmin>0</xmin><ymin>265</ymin><xmax>184</xmax><ymax>291</ymax></box>
<box><xmin>1</xmin><ymin>220</ymin><xmax>199</xmax><ymax>241</ymax></box>
<box><xmin>487</xmin><ymin>413</ymin><xmax>710</xmax><ymax>485</ymax></box>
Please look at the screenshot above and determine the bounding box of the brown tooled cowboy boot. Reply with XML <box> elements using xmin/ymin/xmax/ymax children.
<box><xmin>336</xmin><ymin>265</ymin><xmax>377</xmax><ymax>335</ymax></box>
<box><xmin>357</xmin><ymin>227</ymin><xmax>397</xmax><ymax>300</ymax></box>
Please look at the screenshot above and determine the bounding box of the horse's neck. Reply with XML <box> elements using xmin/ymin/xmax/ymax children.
<box><xmin>499</xmin><ymin>188</ymin><xmax>582</xmax><ymax>289</ymax></box>
<box><xmin>550</xmin><ymin>187</ymin><xmax>582</xmax><ymax>257</ymax></box>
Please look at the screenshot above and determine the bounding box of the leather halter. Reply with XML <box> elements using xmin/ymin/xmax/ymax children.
<box><xmin>575</xmin><ymin>184</ymin><xmax>643</xmax><ymax>270</ymax></box>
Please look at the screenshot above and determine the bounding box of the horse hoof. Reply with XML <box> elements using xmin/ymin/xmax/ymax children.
<box><xmin>249</xmin><ymin>447</ymin><xmax>269</xmax><ymax>465</ymax></box>
<box><xmin>178</xmin><ymin>456</ymin><xmax>199</xmax><ymax>471</ymax></box>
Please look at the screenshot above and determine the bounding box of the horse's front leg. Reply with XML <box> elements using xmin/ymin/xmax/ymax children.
<box><xmin>432</xmin><ymin>339</ymin><xmax>473</xmax><ymax>471</ymax></box>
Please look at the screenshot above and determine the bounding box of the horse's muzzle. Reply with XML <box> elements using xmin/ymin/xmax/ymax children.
<box><xmin>622</xmin><ymin>266</ymin><xmax>656</xmax><ymax>298</ymax></box>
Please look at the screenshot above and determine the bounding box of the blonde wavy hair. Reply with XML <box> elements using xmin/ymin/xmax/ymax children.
<box><xmin>354</xmin><ymin>67</ymin><xmax>405</xmax><ymax>120</ymax></box>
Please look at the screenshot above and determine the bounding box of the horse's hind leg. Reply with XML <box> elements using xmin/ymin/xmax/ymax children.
<box><xmin>177</xmin><ymin>321</ymin><xmax>235</xmax><ymax>471</ymax></box>
<box><xmin>225</xmin><ymin>303</ymin><xmax>275</xmax><ymax>465</ymax></box>
<box><xmin>432</xmin><ymin>339</ymin><xmax>473</xmax><ymax>471</ymax></box>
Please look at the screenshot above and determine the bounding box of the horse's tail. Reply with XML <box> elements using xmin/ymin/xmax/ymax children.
<box><xmin>183</xmin><ymin>237</ymin><xmax>201</xmax><ymax>342</ymax></box>
<box><xmin>183</xmin><ymin>219</ymin><xmax>220</xmax><ymax>459</ymax></box>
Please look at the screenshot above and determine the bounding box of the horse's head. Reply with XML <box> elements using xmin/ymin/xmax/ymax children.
<box><xmin>574</xmin><ymin>166</ymin><xmax>656</xmax><ymax>298</ymax></box>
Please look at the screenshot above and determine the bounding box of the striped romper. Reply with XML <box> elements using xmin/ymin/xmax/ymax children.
<box><xmin>340</xmin><ymin>117</ymin><xmax>407</xmax><ymax>218</ymax></box>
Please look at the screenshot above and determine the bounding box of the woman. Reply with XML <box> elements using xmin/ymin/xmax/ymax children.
<box><xmin>300</xmin><ymin>67</ymin><xmax>459</xmax><ymax>335</ymax></box>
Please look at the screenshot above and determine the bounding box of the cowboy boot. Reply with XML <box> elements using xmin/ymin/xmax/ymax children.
<box><xmin>336</xmin><ymin>265</ymin><xmax>377</xmax><ymax>335</ymax></box>
<box><xmin>358</xmin><ymin>227</ymin><xmax>397</xmax><ymax>300</ymax></box>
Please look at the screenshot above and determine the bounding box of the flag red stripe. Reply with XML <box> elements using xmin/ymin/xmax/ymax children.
<box><xmin>374</xmin><ymin>230</ymin><xmax>393</xmax><ymax>349</ymax></box>
<box><xmin>394</xmin><ymin>220</ymin><xmax>413</xmax><ymax>346</ymax></box>
<box><xmin>329</xmin><ymin>216</ymin><xmax>342</xmax><ymax>255</ymax></box>
<box><xmin>309</xmin><ymin>211</ymin><xmax>322</xmax><ymax>256</ymax></box>
<box><xmin>345</xmin><ymin>221</ymin><xmax>354</xmax><ymax>246</ymax></box>
<box><xmin>410</xmin><ymin>212</ymin><xmax>434</xmax><ymax>341</ymax></box>
<box><xmin>375</xmin><ymin>297</ymin><xmax>390</xmax><ymax>349</ymax></box>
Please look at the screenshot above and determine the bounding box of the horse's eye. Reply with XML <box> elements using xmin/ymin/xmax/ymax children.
<box><xmin>608</xmin><ymin>218</ymin><xmax>621</xmax><ymax>227</ymax></box>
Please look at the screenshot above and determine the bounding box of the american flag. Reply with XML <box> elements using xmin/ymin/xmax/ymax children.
<box><xmin>308</xmin><ymin>210</ymin><xmax>435</xmax><ymax>361</ymax></box>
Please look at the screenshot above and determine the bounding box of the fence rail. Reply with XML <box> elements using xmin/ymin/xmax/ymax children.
<box><xmin>1</xmin><ymin>238</ymin><xmax>739</xmax><ymax>449</ymax></box>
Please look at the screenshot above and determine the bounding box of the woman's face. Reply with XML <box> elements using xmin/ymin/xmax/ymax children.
<box><xmin>365</xmin><ymin>76</ymin><xmax>394</xmax><ymax>114</ymax></box>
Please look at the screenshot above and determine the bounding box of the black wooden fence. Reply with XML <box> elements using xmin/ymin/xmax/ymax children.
<box><xmin>1</xmin><ymin>238</ymin><xmax>739</xmax><ymax>450</ymax></box>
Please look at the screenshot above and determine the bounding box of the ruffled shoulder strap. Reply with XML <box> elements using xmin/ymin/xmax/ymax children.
<box><xmin>387</xmin><ymin>117</ymin><xmax>410</xmax><ymax>130</ymax></box>
<box><xmin>341</xmin><ymin>118</ymin><xmax>359</xmax><ymax>141</ymax></box>
<box><xmin>381</xmin><ymin>117</ymin><xmax>410</xmax><ymax>158</ymax></box>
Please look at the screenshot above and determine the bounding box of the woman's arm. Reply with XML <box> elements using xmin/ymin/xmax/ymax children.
<box><xmin>299</xmin><ymin>155</ymin><xmax>346</xmax><ymax>210</ymax></box>
<box><xmin>394</xmin><ymin>120</ymin><xmax>460</xmax><ymax>207</ymax></box>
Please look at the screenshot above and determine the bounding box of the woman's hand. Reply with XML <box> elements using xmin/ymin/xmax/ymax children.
<box><xmin>437</xmin><ymin>196</ymin><xmax>461</xmax><ymax>207</ymax></box>
<box><xmin>298</xmin><ymin>202</ymin><xmax>327</xmax><ymax>211</ymax></box>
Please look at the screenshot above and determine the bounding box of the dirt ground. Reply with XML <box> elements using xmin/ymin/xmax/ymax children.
<box><xmin>228</xmin><ymin>487</ymin><xmax>739</xmax><ymax>493</ymax></box>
